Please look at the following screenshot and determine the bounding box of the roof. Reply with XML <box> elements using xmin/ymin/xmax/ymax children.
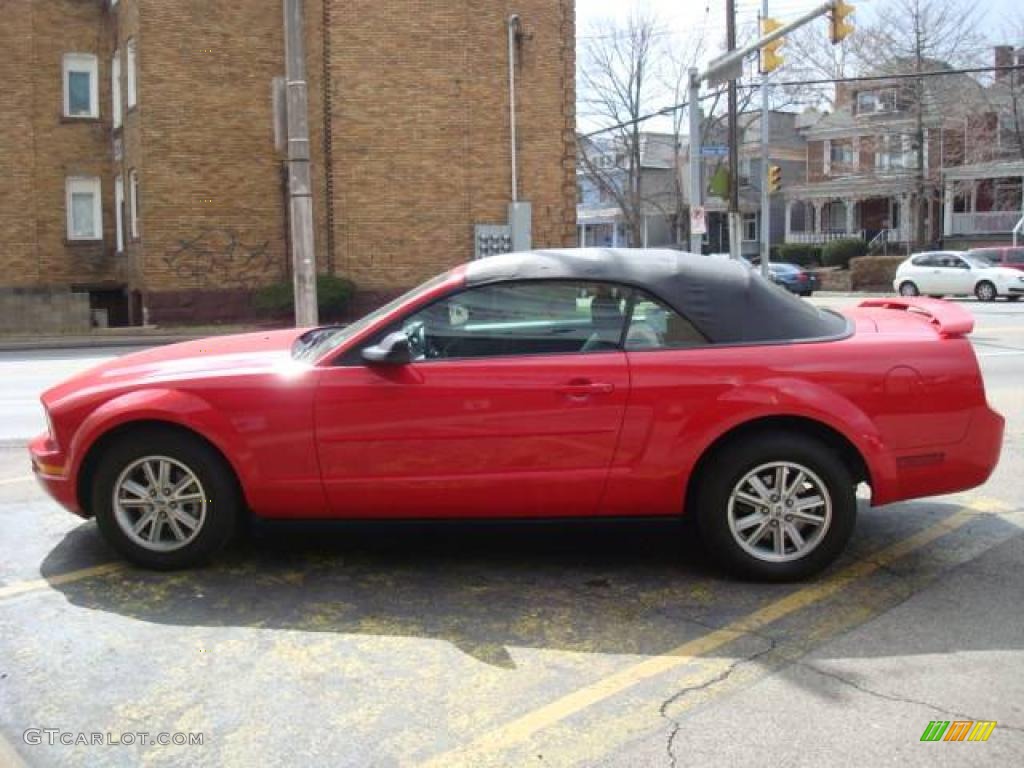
<box><xmin>465</xmin><ymin>248</ymin><xmax>848</xmax><ymax>344</ymax></box>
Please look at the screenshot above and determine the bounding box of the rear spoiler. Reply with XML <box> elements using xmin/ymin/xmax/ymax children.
<box><xmin>858</xmin><ymin>297</ymin><xmax>974</xmax><ymax>337</ymax></box>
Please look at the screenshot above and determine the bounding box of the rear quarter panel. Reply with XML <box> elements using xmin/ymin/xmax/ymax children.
<box><xmin>603</xmin><ymin>319</ymin><xmax>986</xmax><ymax>514</ymax></box>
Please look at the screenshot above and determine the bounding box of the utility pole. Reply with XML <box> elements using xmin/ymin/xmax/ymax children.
<box><xmin>760</xmin><ymin>0</ymin><xmax>772</xmax><ymax>277</ymax></box>
<box><xmin>726</xmin><ymin>0</ymin><xmax>742</xmax><ymax>260</ymax></box>
<box><xmin>688</xmin><ymin>1</ymin><xmax>840</xmax><ymax>261</ymax></box>
<box><xmin>688</xmin><ymin>67</ymin><xmax>703</xmax><ymax>255</ymax></box>
<box><xmin>283</xmin><ymin>0</ymin><xmax>318</xmax><ymax>326</ymax></box>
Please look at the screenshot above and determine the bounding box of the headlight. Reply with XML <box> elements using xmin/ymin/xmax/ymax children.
<box><xmin>43</xmin><ymin>406</ymin><xmax>56</xmax><ymax>445</ymax></box>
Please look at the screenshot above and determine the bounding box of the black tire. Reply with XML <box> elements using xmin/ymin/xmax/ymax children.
<box><xmin>1008</xmin><ymin>295</ymin><xmax>1021</xmax><ymax>302</ymax></box>
<box><xmin>694</xmin><ymin>432</ymin><xmax>857</xmax><ymax>582</ymax></box>
<box><xmin>974</xmin><ymin>280</ymin><xmax>997</xmax><ymax>302</ymax></box>
<box><xmin>898</xmin><ymin>281</ymin><xmax>919</xmax><ymax>297</ymax></box>
<box><xmin>91</xmin><ymin>428</ymin><xmax>240</xmax><ymax>569</ymax></box>
<box><xmin>927</xmin><ymin>294</ymin><xmax>944</xmax><ymax>299</ymax></box>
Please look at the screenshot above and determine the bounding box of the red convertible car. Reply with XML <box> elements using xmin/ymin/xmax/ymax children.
<box><xmin>30</xmin><ymin>249</ymin><xmax>1003</xmax><ymax>579</ymax></box>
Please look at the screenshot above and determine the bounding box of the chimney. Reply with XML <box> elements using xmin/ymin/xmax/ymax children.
<box><xmin>994</xmin><ymin>45</ymin><xmax>1013</xmax><ymax>81</ymax></box>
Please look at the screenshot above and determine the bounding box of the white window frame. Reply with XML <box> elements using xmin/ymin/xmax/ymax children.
<box><xmin>63</xmin><ymin>53</ymin><xmax>98</xmax><ymax>118</ymax></box>
<box><xmin>66</xmin><ymin>177</ymin><xmax>103</xmax><ymax>241</ymax></box>
<box><xmin>742</xmin><ymin>212</ymin><xmax>758</xmax><ymax>242</ymax></box>
<box><xmin>114</xmin><ymin>175</ymin><xmax>125</xmax><ymax>252</ymax></box>
<box><xmin>111</xmin><ymin>50</ymin><xmax>122</xmax><ymax>129</ymax></box>
<box><xmin>129</xmin><ymin>169</ymin><xmax>140</xmax><ymax>239</ymax></box>
<box><xmin>126</xmin><ymin>39</ymin><xmax>137</xmax><ymax>109</ymax></box>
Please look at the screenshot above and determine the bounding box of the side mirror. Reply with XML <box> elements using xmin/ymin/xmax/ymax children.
<box><xmin>361</xmin><ymin>331</ymin><xmax>412</xmax><ymax>364</ymax></box>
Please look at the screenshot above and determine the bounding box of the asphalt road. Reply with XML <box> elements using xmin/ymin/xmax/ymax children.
<box><xmin>0</xmin><ymin>299</ymin><xmax>1022</xmax><ymax>767</ymax></box>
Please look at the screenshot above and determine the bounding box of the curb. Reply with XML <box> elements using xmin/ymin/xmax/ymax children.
<box><xmin>0</xmin><ymin>335</ymin><xmax>202</xmax><ymax>352</ymax></box>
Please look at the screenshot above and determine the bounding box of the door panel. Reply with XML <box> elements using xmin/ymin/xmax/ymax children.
<box><xmin>314</xmin><ymin>353</ymin><xmax>629</xmax><ymax>518</ymax></box>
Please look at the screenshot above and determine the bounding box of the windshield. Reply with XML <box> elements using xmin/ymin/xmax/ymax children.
<box><xmin>292</xmin><ymin>269</ymin><xmax>457</xmax><ymax>363</ymax></box>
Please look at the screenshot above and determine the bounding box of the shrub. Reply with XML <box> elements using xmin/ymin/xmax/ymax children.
<box><xmin>254</xmin><ymin>274</ymin><xmax>357</xmax><ymax>321</ymax></box>
<box><xmin>821</xmin><ymin>238</ymin><xmax>868</xmax><ymax>269</ymax></box>
<box><xmin>850</xmin><ymin>255</ymin><xmax>904</xmax><ymax>291</ymax></box>
<box><xmin>776</xmin><ymin>243</ymin><xmax>822</xmax><ymax>267</ymax></box>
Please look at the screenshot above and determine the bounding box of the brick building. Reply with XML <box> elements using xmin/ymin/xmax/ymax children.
<box><xmin>0</xmin><ymin>0</ymin><xmax>576</xmax><ymax>326</ymax></box>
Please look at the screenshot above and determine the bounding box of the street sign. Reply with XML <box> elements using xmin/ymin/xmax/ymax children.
<box><xmin>690</xmin><ymin>206</ymin><xmax>707</xmax><ymax>236</ymax></box>
<box><xmin>700</xmin><ymin>145</ymin><xmax>729</xmax><ymax>157</ymax></box>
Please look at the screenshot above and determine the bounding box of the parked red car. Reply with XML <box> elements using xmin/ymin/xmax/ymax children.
<box><xmin>30</xmin><ymin>249</ymin><xmax>1004</xmax><ymax>580</ymax></box>
<box><xmin>966</xmin><ymin>246</ymin><xmax>1024</xmax><ymax>272</ymax></box>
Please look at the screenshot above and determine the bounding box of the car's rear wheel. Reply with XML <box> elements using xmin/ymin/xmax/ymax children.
<box><xmin>91</xmin><ymin>429</ymin><xmax>240</xmax><ymax>569</ymax></box>
<box><xmin>1008</xmin><ymin>295</ymin><xmax>1021</xmax><ymax>302</ymax></box>
<box><xmin>975</xmin><ymin>280</ymin><xmax>997</xmax><ymax>302</ymax></box>
<box><xmin>695</xmin><ymin>433</ymin><xmax>857</xmax><ymax>581</ymax></box>
<box><xmin>898</xmin><ymin>281</ymin><xmax>919</xmax><ymax>297</ymax></box>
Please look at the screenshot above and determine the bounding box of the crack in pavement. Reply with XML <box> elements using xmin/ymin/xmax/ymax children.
<box><xmin>660</xmin><ymin>635</ymin><xmax>778</xmax><ymax>768</ymax></box>
<box><xmin>797</xmin><ymin>662</ymin><xmax>1024</xmax><ymax>733</ymax></box>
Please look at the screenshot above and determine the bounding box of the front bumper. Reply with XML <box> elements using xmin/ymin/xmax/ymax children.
<box><xmin>28</xmin><ymin>432</ymin><xmax>84</xmax><ymax>516</ymax></box>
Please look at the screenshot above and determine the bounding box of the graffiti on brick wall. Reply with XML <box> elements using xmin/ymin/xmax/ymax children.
<box><xmin>163</xmin><ymin>228</ymin><xmax>278</xmax><ymax>289</ymax></box>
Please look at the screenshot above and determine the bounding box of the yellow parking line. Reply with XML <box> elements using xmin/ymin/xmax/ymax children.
<box><xmin>421</xmin><ymin>506</ymin><xmax>981</xmax><ymax>767</ymax></box>
<box><xmin>0</xmin><ymin>475</ymin><xmax>33</xmax><ymax>486</ymax></box>
<box><xmin>0</xmin><ymin>563</ymin><xmax>124</xmax><ymax>601</ymax></box>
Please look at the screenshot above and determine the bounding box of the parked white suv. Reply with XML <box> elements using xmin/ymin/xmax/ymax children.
<box><xmin>893</xmin><ymin>251</ymin><xmax>1024</xmax><ymax>302</ymax></box>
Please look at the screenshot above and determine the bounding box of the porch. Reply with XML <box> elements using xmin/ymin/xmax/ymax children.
<box><xmin>942</xmin><ymin>161</ymin><xmax>1024</xmax><ymax>239</ymax></box>
<box><xmin>782</xmin><ymin>175</ymin><xmax>923</xmax><ymax>247</ymax></box>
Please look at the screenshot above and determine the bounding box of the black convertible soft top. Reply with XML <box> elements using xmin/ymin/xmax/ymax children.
<box><xmin>465</xmin><ymin>248</ymin><xmax>849</xmax><ymax>344</ymax></box>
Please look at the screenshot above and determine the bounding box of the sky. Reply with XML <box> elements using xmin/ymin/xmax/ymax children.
<box><xmin>575</xmin><ymin>0</ymin><xmax>1023</xmax><ymax>132</ymax></box>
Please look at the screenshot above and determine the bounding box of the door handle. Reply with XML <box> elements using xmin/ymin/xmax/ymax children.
<box><xmin>556</xmin><ymin>380</ymin><xmax>615</xmax><ymax>397</ymax></box>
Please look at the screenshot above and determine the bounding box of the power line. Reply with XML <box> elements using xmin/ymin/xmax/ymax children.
<box><xmin>579</xmin><ymin>64</ymin><xmax>1024</xmax><ymax>139</ymax></box>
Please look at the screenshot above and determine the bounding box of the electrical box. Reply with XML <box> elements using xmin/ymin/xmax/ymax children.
<box><xmin>508</xmin><ymin>201</ymin><xmax>532</xmax><ymax>252</ymax></box>
<box><xmin>474</xmin><ymin>224</ymin><xmax>513</xmax><ymax>259</ymax></box>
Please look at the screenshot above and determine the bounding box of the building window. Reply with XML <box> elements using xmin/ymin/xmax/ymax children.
<box><xmin>126</xmin><ymin>39</ymin><xmax>137</xmax><ymax>108</ymax></box>
<box><xmin>63</xmin><ymin>54</ymin><xmax>98</xmax><ymax>118</ymax></box>
<box><xmin>114</xmin><ymin>175</ymin><xmax>125</xmax><ymax>252</ymax></box>
<box><xmin>111</xmin><ymin>50</ymin><xmax>122</xmax><ymax>129</ymax></box>
<box><xmin>875</xmin><ymin>134</ymin><xmax>916</xmax><ymax>171</ymax></box>
<box><xmin>129</xmin><ymin>169</ymin><xmax>140</xmax><ymax>239</ymax></box>
<box><xmin>856</xmin><ymin>87</ymin><xmax>897</xmax><ymax>115</ymax></box>
<box><xmin>66</xmin><ymin>177</ymin><xmax>102</xmax><ymax>240</ymax></box>
<box><xmin>743</xmin><ymin>212</ymin><xmax>758</xmax><ymax>242</ymax></box>
<box><xmin>830</xmin><ymin>141</ymin><xmax>854</xmax><ymax>165</ymax></box>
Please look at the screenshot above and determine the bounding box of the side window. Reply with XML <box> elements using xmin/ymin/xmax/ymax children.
<box><xmin>625</xmin><ymin>291</ymin><xmax>707</xmax><ymax>350</ymax></box>
<box><xmin>1006</xmin><ymin>248</ymin><xmax>1024</xmax><ymax>265</ymax></box>
<box><xmin>392</xmin><ymin>280</ymin><xmax>629</xmax><ymax>361</ymax></box>
<box><xmin>912</xmin><ymin>255</ymin><xmax>935</xmax><ymax>267</ymax></box>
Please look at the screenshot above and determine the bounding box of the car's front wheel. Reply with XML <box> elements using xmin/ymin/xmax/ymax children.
<box><xmin>975</xmin><ymin>280</ymin><xmax>997</xmax><ymax>302</ymax></box>
<box><xmin>695</xmin><ymin>433</ymin><xmax>857</xmax><ymax>581</ymax></box>
<box><xmin>898</xmin><ymin>281</ymin><xmax>919</xmax><ymax>297</ymax></box>
<box><xmin>91</xmin><ymin>428</ymin><xmax>240</xmax><ymax>569</ymax></box>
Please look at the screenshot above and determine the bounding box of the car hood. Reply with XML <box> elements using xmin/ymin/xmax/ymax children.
<box><xmin>43</xmin><ymin>328</ymin><xmax>311</xmax><ymax>407</ymax></box>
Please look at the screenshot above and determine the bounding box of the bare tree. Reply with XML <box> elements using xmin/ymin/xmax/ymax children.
<box><xmin>854</xmin><ymin>0</ymin><xmax>988</xmax><ymax>245</ymax></box>
<box><xmin>577</xmin><ymin>12</ymin><xmax>662</xmax><ymax>246</ymax></box>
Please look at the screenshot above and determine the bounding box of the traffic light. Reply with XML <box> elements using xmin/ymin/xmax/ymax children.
<box><xmin>760</xmin><ymin>18</ymin><xmax>785</xmax><ymax>74</ymax></box>
<box><xmin>829</xmin><ymin>1</ymin><xmax>855</xmax><ymax>45</ymax></box>
<box><xmin>767</xmin><ymin>164</ymin><xmax>782</xmax><ymax>193</ymax></box>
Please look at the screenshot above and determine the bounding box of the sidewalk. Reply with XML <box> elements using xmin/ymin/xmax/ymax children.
<box><xmin>0</xmin><ymin>324</ymin><xmax>269</xmax><ymax>352</ymax></box>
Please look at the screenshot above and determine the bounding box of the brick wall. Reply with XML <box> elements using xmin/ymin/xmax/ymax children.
<box><xmin>0</xmin><ymin>0</ymin><xmax>577</xmax><ymax>325</ymax></box>
<box><xmin>0</xmin><ymin>0</ymin><xmax>119</xmax><ymax>290</ymax></box>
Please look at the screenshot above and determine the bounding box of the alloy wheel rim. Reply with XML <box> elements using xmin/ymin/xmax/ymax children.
<box><xmin>900</xmin><ymin>283</ymin><xmax>917</xmax><ymax>296</ymax></box>
<box><xmin>112</xmin><ymin>456</ymin><xmax>207</xmax><ymax>552</ymax></box>
<box><xmin>726</xmin><ymin>461</ymin><xmax>832</xmax><ymax>563</ymax></box>
<box><xmin>978</xmin><ymin>283</ymin><xmax>995</xmax><ymax>300</ymax></box>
